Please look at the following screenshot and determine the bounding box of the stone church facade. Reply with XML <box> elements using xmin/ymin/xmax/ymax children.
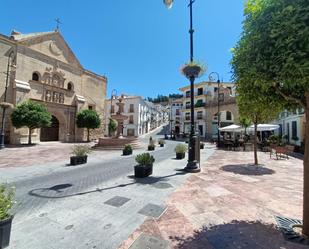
<box><xmin>0</xmin><ymin>30</ymin><xmax>107</xmax><ymax>144</ymax></box>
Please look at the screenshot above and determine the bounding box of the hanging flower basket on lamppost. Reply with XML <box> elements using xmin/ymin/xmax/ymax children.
<box><xmin>0</xmin><ymin>102</ymin><xmax>14</xmax><ymax>109</ymax></box>
<box><xmin>180</xmin><ymin>61</ymin><xmax>206</xmax><ymax>79</ymax></box>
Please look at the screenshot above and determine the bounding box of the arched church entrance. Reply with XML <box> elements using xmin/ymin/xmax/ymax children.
<box><xmin>40</xmin><ymin>115</ymin><xmax>59</xmax><ymax>141</ymax></box>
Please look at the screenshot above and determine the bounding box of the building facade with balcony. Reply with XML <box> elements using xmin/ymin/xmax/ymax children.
<box><xmin>170</xmin><ymin>98</ymin><xmax>183</xmax><ymax>136</ymax></box>
<box><xmin>178</xmin><ymin>81</ymin><xmax>238</xmax><ymax>140</ymax></box>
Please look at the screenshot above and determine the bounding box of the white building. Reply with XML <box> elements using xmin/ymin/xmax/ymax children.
<box><xmin>105</xmin><ymin>95</ymin><xmax>166</xmax><ymax>137</ymax></box>
<box><xmin>170</xmin><ymin>98</ymin><xmax>183</xmax><ymax>135</ymax></box>
<box><xmin>273</xmin><ymin>108</ymin><xmax>305</xmax><ymax>146</ymax></box>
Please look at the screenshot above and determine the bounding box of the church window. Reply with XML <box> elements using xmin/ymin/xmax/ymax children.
<box><xmin>32</xmin><ymin>72</ymin><xmax>40</xmax><ymax>81</ymax></box>
<box><xmin>67</xmin><ymin>82</ymin><xmax>74</xmax><ymax>91</ymax></box>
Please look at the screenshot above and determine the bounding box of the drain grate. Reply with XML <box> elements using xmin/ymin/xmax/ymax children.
<box><xmin>275</xmin><ymin>216</ymin><xmax>309</xmax><ymax>245</ymax></box>
<box><xmin>138</xmin><ymin>203</ymin><xmax>166</xmax><ymax>218</ymax></box>
<box><xmin>104</xmin><ymin>196</ymin><xmax>131</xmax><ymax>207</ymax></box>
<box><xmin>129</xmin><ymin>233</ymin><xmax>170</xmax><ymax>249</ymax></box>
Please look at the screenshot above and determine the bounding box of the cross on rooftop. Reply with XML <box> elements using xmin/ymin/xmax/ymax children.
<box><xmin>55</xmin><ymin>18</ymin><xmax>62</xmax><ymax>31</ymax></box>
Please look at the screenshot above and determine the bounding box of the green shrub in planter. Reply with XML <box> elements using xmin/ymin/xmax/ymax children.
<box><xmin>134</xmin><ymin>153</ymin><xmax>155</xmax><ymax>177</ymax></box>
<box><xmin>175</xmin><ymin>144</ymin><xmax>187</xmax><ymax>160</ymax></box>
<box><xmin>123</xmin><ymin>144</ymin><xmax>133</xmax><ymax>155</ymax></box>
<box><xmin>0</xmin><ymin>184</ymin><xmax>15</xmax><ymax>249</ymax></box>
<box><xmin>70</xmin><ymin>145</ymin><xmax>91</xmax><ymax>165</ymax></box>
<box><xmin>158</xmin><ymin>139</ymin><xmax>165</xmax><ymax>147</ymax></box>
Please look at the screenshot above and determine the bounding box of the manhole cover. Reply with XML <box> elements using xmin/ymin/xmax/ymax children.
<box><xmin>138</xmin><ymin>203</ymin><xmax>166</xmax><ymax>218</ymax></box>
<box><xmin>104</xmin><ymin>196</ymin><xmax>131</xmax><ymax>207</ymax></box>
<box><xmin>275</xmin><ymin>216</ymin><xmax>309</xmax><ymax>245</ymax></box>
<box><xmin>129</xmin><ymin>234</ymin><xmax>170</xmax><ymax>249</ymax></box>
<box><xmin>153</xmin><ymin>182</ymin><xmax>173</xmax><ymax>189</ymax></box>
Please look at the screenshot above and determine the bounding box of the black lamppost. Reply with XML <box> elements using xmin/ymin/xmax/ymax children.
<box><xmin>209</xmin><ymin>72</ymin><xmax>221</xmax><ymax>147</ymax></box>
<box><xmin>0</xmin><ymin>50</ymin><xmax>15</xmax><ymax>149</ymax></box>
<box><xmin>108</xmin><ymin>89</ymin><xmax>117</xmax><ymax>136</ymax></box>
<box><xmin>164</xmin><ymin>0</ymin><xmax>201</xmax><ymax>172</ymax></box>
<box><xmin>169</xmin><ymin>118</ymin><xmax>174</xmax><ymax>139</ymax></box>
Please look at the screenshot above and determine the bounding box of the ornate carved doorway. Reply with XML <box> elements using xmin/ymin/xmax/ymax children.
<box><xmin>40</xmin><ymin>115</ymin><xmax>59</xmax><ymax>141</ymax></box>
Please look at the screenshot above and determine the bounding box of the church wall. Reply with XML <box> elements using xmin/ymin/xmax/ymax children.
<box><xmin>0</xmin><ymin>38</ymin><xmax>16</xmax><ymax>143</ymax></box>
<box><xmin>0</xmin><ymin>32</ymin><xmax>107</xmax><ymax>144</ymax></box>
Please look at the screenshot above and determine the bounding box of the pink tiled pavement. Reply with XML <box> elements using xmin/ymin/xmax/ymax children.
<box><xmin>0</xmin><ymin>142</ymin><xmax>91</xmax><ymax>168</ymax></box>
<box><xmin>119</xmin><ymin>149</ymin><xmax>307</xmax><ymax>249</ymax></box>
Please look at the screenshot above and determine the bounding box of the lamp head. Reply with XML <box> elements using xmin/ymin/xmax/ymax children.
<box><xmin>163</xmin><ymin>0</ymin><xmax>173</xmax><ymax>9</ymax></box>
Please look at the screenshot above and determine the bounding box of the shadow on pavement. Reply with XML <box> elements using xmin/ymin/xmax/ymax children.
<box><xmin>48</xmin><ymin>183</ymin><xmax>73</xmax><ymax>192</ymax></box>
<box><xmin>220</xmin><ymin>164</ymin><xmax>275</xmax><ymax>176</ymax></box>
<box><xmin>28</xmin><ymin>171</ymin><xmax>187</xmax><ymax>199</ymax></box>
<box><xmin>169</xmin><ymin>220</ymin><xmax>306</xmax><ymax>249</ymax></box>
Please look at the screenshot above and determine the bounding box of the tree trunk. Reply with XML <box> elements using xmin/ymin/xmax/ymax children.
<box><xmin>254</xmin><ymin>122</ymin><xmax>258</xmax><ymax>165</ymax></box>
<box><xmin>28</xmin><ymin>128</ymin><xmax>32</xmax><ymax>145</ymax></box>
<box><xmin>87</xmin><ymin>128</ymin><xmax>90</xmax><ymax>142</ymax></box>
<box><xmin>302</xmin><ymin>93</ymin><xmax>309</xmax><ymax>236</ymax></box>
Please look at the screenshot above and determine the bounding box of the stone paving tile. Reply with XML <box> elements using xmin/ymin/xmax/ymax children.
<box><xmin>119</xmin><ymin>150</ymin><xmax>307</xmax><ymax>249</ymax></box>
<box><xmin>0</xmin><ymin>142</ymin><xmax>86</xmax><ymax>168</ymax></box>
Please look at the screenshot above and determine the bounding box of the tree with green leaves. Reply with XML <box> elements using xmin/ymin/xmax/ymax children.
<box><xmin>76</xmin><ymin>109</ymin><xmax>101</xmax><ymax>142</ymax></box>
<box><xmin>237</xmin><ymin>84</ymin><xmax>281</xmax><ymax>165</ymax></box>
<box><xmin>232</xmin><ymin>0</ymin><xmax>309</xmax><ymax>235</ymax></box>
<box><xmin>108</xmin><ymin>118</ymin><xmax>118</xmax><ymax>137</ymax></box>
<box><xmin>239</xmin><ymin>117</ymin><xmax>251</xmax><ymax>135</ymax></box>
<box><xmin>11</xmin><ymin>101</ymin><xmax>52</xmax><ymax>145</ymax></box>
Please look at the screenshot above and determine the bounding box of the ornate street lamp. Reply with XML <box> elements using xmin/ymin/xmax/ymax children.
<box><xmin>164</xmin><ymin>0</ymin><xmax>201</xmax><ymax>172</ymax></box>
<box><xmin>209</xmin><ymin>72</ymin><xmax>221</xmax><ymax>147</ymax></box>
<box><xmin>0</xmin><ymin>50</ymin><xmax>16</xmax><ymax>149</ymax></box>
<box><xmin>110</xmin><ymin>89</ymin><xmax>117</xmax><ymax>115</ymax></box>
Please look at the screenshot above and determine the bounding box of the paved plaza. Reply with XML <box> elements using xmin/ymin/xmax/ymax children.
<box><xmin>120</xmin><ymin>149</ymin><xmax>306</xmax><ymax>249</ymax></box>
<box><xmin>0</xmin><ymin>137</ymin><xmax>307</xmax><ymax>249</ymax></box>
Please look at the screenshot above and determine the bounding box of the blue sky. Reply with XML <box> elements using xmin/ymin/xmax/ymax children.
<box><xmin>1</xmin><ymin>0</ymin><xmax>244</xmax><ymax>98</ymax></box>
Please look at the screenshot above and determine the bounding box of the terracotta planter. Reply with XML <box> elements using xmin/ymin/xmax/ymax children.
<box><xmin>181</xmin><ymin>65</ymin><xmax>203</xmax><ymax>78</ymax></box>
<box><xmin>176</xmin><ymin>152</ymin><xmax>185</xmax><ymax>159</ymax></box>
<box><xmin>134</xmin><ymin>164</ymin><xmax>153</xmax><ymax>178</ymax></box>
<box><xmin>70</xmin><ymin>155</ymin><xmax>87</xmax><ymax>165</ymax></box>
<box><xmin>0</xmin><ymin>216</ymin><xmax>13</xmax><ymax>249</ymax></box>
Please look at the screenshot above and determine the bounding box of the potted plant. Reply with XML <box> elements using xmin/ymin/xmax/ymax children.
<box><xmin>0</xmin><ymin>184</ymin><xmax>15</xmax><ymax>249</ymax></box>
<box><xmin>148</xmin><ymin>136</ymin><xmax>155</xmax><ymax>151</ymax></box>
<box><xmin>175</xmin><ymin>144</ymin><xmax>187</xmax><ymax>159</ymax></box>
<box><xmin>134</xmin><ymin>153</ymin><xmax>155</xmax><ymax>178</ymax></box>
<box><xmin>180</xmin><ymin>61</ymin><xmax>206</xmax><ymax>79</ymax></box>
<box><xmin>158</xmin><ymin>139</ymin><xmax>165</xmax><ymax>147</ymax></box>
<box><xmin>200</xmin><ymin>142</ymin><xmax>205</xmax><ymax>149</ymax></box>
<box><xmin>70</xmin><ymin>145</ymin><xmax>91</xmax><ymax>165</ymax></box>
<box><xmin>123</xmin><ymin>144</ymin><xmax>133</xmax><ymax>156</ymax></box>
